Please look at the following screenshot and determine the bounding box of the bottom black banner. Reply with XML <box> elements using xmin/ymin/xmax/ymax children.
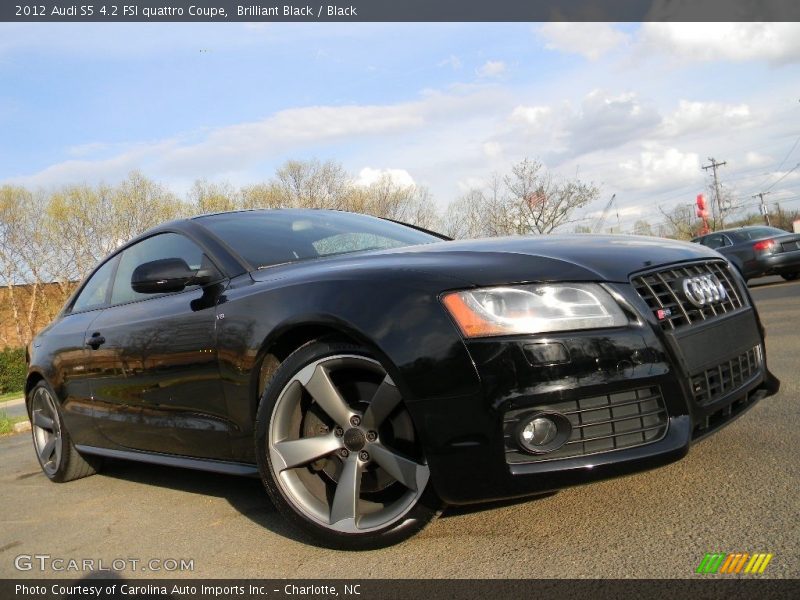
<box><xmin>2</xmin><ymin>579</ymin><xmax>799</xmax><ymax>600</ymax></box>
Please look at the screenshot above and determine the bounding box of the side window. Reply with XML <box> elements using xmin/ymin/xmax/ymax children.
<box><xmin>703</xmin><ymin>235</ymin><xmax>725</xmax><ymax>249</ymax></box>
<box><xmin>71</xmin><ymin>256</ymin><xmax>119</xmax><ymax>312</ymax></box>
<box><xmin>111</xmin><ymin>233</ymin><xmax>206</xmax><ymax>305</ymax></box>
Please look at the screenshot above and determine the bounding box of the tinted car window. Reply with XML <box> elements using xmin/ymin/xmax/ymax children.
<box><xmin>198</xmin><ymin>210</ymin><xmax>440</xmax><ymax>269</ymax></box>
<box><xmin>71</xmin><ymin>255</ymin><xmax>119</xmax><ymax>312</ymax></box>
<box><xmin>111</xmin><ymin>233</ymin><xmax>205</xmax><ymax>305</ymax></box>
<box><xmin>702</xmin><ymin>234</ymin><xmax>729</xmax><ymax>250</ymax></box>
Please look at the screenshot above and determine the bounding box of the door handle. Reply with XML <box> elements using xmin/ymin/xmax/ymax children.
<box><xmin>86</xmin><ymin>332</ymin><xmax>106</xmax><ymax>349</ymax></box>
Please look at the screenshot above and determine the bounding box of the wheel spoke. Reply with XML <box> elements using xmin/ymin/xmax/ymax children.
<box><xmin>370</xmin><ymin>443</ymin><xmax>428</xmax><ymax>492</ymax></box>
<box><xmin>39</xmin><ymin>436</ymin><xmax>56</xmax><ymax>463</ymax></box>
<box><xmin>362</xmin><ymin>376</ymin><xmax>401</xmax><ymax>430</ymax></box>
<box><xmin>329</xmin><ymin>453</ymin><xmax>362</xmax><ymax>526</ymax></box>
<box><xmin>272</xmin><ymin>433</ymin><xmax>343</xmax><ymax>471</ymax></box>
<box><xmin>33</xmin><ymin>411</ymin><xmax>54</xmax><ymax>431</ymax></box>
<box><xmin>303</xmin><ymin>364</ymin><xmax>355</xmax><ymax>428</ymax></box>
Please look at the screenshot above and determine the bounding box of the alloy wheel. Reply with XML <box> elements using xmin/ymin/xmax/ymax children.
<box><xmin>268</xmin><ymin>354</ymin><xmax>430</xmax><ymax>533</ymax></box>
<box><xmin>30</xmin><ymin>386</ymin><xmax>63</xmax><ymax>476</ymax></box>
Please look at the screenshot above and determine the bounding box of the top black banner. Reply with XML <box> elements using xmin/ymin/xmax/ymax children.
<box><xmin>3</xmin><ymin>0</ymin><xmax>800</xmax><ymax>22</ymax></box>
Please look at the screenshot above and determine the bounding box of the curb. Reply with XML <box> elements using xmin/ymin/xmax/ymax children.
<box><xmin>12</xmin><ymin>420</ymin><xmax>31</xmax><ymax>434</ymax></box>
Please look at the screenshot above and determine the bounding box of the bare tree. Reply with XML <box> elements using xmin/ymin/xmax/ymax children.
<box><xmin>357</xmin><ymin>174</ymin><xmax>440</xmax><ymax>230</ymax></box>
<box><xmin>632</xmin><ymin>219</ymin><xmax>655</xmax><ymax>237</ymax></box>
<box><xmin>657</xmin><ymin>204</ymin><xmax>697</xmax><ymax>240</ymax></box>
<box><xmin>239</xmin><ymin>182</ymin><xmax>285</xmax><ymax>209</ymax></box>
<box><xmin>189</xmin><ymin>178</ymin><xmax>239</xmax><ymax>214</ymax></box>
<box><xmin>275</xmin><ymin>159</ymin><xmax>351</xmax><ymax>209</ymax></box>
<box><xmin>442</xmin><ymin>189</ymin><xmax>491</xmax><ymax>239</ymax></box>
<box><xmin>444</xmin><ymin>158</ymin><xmax>599</xmax><ymax>238</ymax></box>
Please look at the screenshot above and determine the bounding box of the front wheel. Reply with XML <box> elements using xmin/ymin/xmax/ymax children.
<box><xmin>255</xmin><ymin>341</ymin><xmax>441</xmax><ymax>549</ymax></box>
<box><xmin>780</xmin><ymin>272</ymin><xmax>799</xmax><ymax>281</ymax></box>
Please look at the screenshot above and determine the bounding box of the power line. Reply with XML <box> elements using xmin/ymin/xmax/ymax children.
<box><xmin>765</xmin><ymin>161</ymin><xmax>800</xmax><ymax>192</ymax></box>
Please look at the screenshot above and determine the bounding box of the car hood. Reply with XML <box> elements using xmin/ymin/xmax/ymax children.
<box><xmin>251</xmin><ymin>234</ymin><xmax>723</xmax><ymax>288</ymax></box>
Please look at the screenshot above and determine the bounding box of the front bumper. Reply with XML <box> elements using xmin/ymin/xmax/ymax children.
<box><xmin>412</xmin><ymin>270</ymin><xmax>780</xmax><ymax>505</ymax></box>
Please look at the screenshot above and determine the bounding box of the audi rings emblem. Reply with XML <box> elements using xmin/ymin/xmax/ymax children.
<box><xmin>681</xmin><ymin>274</ymin><xmax>727</xmax><ymax>307</ymax></box>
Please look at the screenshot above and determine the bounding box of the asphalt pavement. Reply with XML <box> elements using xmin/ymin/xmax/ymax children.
<box><xmin>1</xmin><ymin>276</ymin><xmax>798</xmax><ymax>579</ymax></box>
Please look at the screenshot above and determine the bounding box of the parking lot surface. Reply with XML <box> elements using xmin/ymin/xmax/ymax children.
<box><xmin>1</xmin><ymin>277</ymin><xmax>798</xmax><ymax>579</ymax></box>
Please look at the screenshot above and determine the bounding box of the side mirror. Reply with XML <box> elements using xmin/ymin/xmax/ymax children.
<box><xmin>131</xmin><ymin>258</ymin><xmax>200</xmax><ymax>294</ymax></box>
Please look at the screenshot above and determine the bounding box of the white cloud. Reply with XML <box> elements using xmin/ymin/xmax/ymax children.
<box><xmin>457</xmin><ymin>176</ymin><xmax>488</xmax><ymax>192</ymax></box>
<box><xmin>745</xmin><ymin>151</ymin><xmax>772</xmax><ymax>167</ymax></box>
<box><xmin>617</xmin><ymin>146</ymin><xmax>701</xmax><ymax>190</ymax></box>
<box><xmin>11</xmin><ymin>88</ymin><xmax>505</xmax><ymax>187</ymax></box>
<box><xmin>438</xmin><ymin>55</ymin><xmax>462</xmax><ymax>69</ymax></box>
<box><xmin>565</xmin><ymin>90</ymin><xmax>661</xmax><ymax>156</ymax></box>
<box><xmin>510</xmin><ymin>105</ymin><xmax>553</xmax><ymax>131</ymax></box>
<box><xmin>483</xmin><ymin>141</ymin><xmax>502</xmax><ymax>158</ymax></box>
<box><xmin>355</xmin><ymin>167</ymin><xmax>415</xmax><ymax>187</ymax></box>
<box><xmin>537</xmin><ymin>23</ymin><xmax>629</xmax><ymax>60</ymax></box>
<box><xmin>639</xmin><ymin>23</ymin><xmax>800</xmax><ymax>64</ymax></box>
<box><xmin>662</xmin><ymin>100</ymin><xmax>756</xmax><ymax>137</ymax></box>
<box><xmin>476</xmin><ymin>60</ymin><xmax>506</xmax><ymax>78</ymax></box>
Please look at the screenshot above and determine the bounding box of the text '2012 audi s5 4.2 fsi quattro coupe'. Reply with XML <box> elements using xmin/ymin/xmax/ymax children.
<box><xmin>26</xmin><ymin>209</ymin><xmax>780</xmax><ymax>548</ymax></box>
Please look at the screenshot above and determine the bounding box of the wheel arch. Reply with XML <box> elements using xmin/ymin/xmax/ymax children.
<box><xmin>250</xmin><ymin>316</ymin><xmax>408</xmax><ymax>416</ymax></box>
<box><xmin>25</xmin><ymin>370</ymin><xmax>46</xmax><ymax>400</ymax></box>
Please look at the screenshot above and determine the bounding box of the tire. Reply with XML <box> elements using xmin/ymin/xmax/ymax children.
<box><xmin>27</xmin><ymin>381</ymin><xmax>102</xmax><ymax>483</ymax></box>
<box><xmin>255</xmin><ymin>340</ymin><xmax>442</xmax><ymax>550</ymax></box>
<box><xmin>780</xmin><ymin>272</ymin><xmax>799</xmax><ymax>281</ymax></box>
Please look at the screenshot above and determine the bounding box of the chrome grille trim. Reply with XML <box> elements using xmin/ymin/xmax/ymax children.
<box><xmin>631</xmin><ymin>260</ymin><xmax>746</xmax><ymax>331</ymax></box>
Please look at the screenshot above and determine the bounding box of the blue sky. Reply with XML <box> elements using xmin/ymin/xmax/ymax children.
<box><xmin>2</xmin><ymin>22</ymin><xmax>800</xmax><ymax>230</ymax></box>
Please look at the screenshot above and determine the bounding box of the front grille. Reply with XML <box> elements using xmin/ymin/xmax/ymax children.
<box><xmin>631</xmin><ymin>261</ymin><xmax>745</xmax><ymax>331</ymax></box>
<box><xmin>693</xmin><ymin>385</ymin><xmax>762</xmax><ymax>439</ymax></box>
<box><xmin>504</xmin><ymin>387</ymin><xmax>668</xmax><ymax>463</ymax></box>
<box><xmin>690</xmin><ymin>346</ymin><xmax>762</xmax><ymax>407</ymax></box>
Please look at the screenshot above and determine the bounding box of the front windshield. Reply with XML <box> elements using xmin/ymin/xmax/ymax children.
<box><xmin>197</xmin><ymin>210</ymin><xmax>443</xmax><ymax>269</ymax></box>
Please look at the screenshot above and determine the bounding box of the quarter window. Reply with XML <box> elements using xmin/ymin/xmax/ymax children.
<box><xmin>110</xmin><ymin>233</ymin><xmax>206</xmax><ymax>305</ymax></box>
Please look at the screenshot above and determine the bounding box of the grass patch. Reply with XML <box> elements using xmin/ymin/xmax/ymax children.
<box><xmin>0</xmin><ymin>410</ymin><xmax>28</xmax><ymax>435</ymax></box>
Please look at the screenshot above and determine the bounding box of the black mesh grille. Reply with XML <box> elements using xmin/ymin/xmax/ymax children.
<box><xmin>631</xmin><ymin>261</ymin><xmax>746</xmax><ymax>331</ymax></box>
<box><xmin>690</xmin><ymin>346</ymin><xmax>762</xmax><ymax>407</ymax></box>
<box><xmin>504</xmin><ymin>387</ymin><xmax>668</xmax><ymax>464</ymax></box>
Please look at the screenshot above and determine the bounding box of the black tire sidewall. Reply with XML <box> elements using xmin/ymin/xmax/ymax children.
<box><xmin>254</xmin><ymin>340</ymin><xmax>441</xmax><ymax>550</ymax></box>
<box><xmin>27</xmin><ymin>380</ymin><xmax>100</xmax><ymax>482</ymax></box>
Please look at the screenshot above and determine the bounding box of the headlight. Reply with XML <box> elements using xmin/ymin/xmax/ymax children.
<box><xmin>442</xmin><ymin>283</ymin><xmax>627</xmax><ymax>338</ymax></box>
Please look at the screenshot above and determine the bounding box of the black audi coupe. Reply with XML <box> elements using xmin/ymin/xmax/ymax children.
<box><xmin>25</xmin><ymin>209</ymin><xmax>779</xmax><ymax>548</ymax></box>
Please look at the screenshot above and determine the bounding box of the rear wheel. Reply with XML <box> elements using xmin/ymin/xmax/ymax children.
<box><xmin>781</xmin><ymin>272</ymin><xmax>799</xmax><ymax>281</ymax></box>
<box><xmin>28</xmin><ymin>381</ymin><xmax>102</xmax><ymax>482</ymax></box>
<box><xmin>255</xmin><ymin>340</ymin><xmax>441</xmax><ymax>549</ymax></box>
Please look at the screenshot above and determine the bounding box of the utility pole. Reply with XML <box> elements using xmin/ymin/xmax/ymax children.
<box><xmin>702</xmin><ymin>157</ymin><xmax>727</xmax><ymax>230</ymax></box>
<box><xmin>753</xmin><ymin>192</ymin><xmax>772</xmax><ymax>226</ymax></box>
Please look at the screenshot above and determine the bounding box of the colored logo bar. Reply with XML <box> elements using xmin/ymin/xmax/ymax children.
<box><xmin>696</xmin><ymin>553</ymin><xmax>773</xmax><ymax>574</ymax></box>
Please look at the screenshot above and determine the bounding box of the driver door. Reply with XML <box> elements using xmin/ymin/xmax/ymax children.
<box><xmin>87</xmin><ymin>232</ymin><xmax>234</xmax><ymax>460</ymax></box>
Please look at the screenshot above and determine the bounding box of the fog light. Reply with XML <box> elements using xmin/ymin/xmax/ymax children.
<box><xmin>516</xmin><ymin>412</ymin><xmax>572</xmax><ymax>454</ymax></box>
